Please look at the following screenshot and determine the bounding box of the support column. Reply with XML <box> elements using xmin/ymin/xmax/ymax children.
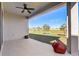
<box><xmin>0</xmin><ymin>2</ymin><xmax>1</xmax><ymax>50</ymax></box>
<box><xmin>0</xmin><ymin>2</ymin><xmax>3</xmax><ymax>50</ymax></box>
<box><xmin>67</xmin><ymin>2</ymin><xmax>78</xmax><ymax>55</ymax></box>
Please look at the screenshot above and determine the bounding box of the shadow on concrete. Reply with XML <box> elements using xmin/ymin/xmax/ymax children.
<box><xmin>29</xmin><ymin>33</ymin><xmax>60</xmax><ymax>45</ymax></box>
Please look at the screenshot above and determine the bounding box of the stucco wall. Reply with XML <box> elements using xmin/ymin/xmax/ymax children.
<box><xmin>71</xmin><ymin>3</ymin><xmax>78</xmax><ymax>36</ymax></box>
<box><xmin>71</xmin><ymin>3</ymin><xmax>78</xmax><ymax>55</ymax></box>
<box><xmin>3</xmin><ymin>11</ymin><xmax>28</xmax><ymax>41</ymax></box>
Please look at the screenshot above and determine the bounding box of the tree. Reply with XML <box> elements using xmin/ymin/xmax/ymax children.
<box><xmin>36</xmin><ymin>27</ymin><xmax>41</xmax><ymax>31</ymax></box>
<box><xmin>60</xmin><ymin>24</ymin><xmax>66</xmax><ymax>35</ymax></box>
<box><xmin>42</xmin><ymin>24</ymin><xmax>50</xmax><ymax>31</ymax></box>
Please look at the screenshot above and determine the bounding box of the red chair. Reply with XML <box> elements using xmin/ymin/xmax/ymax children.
<box><xmin>52</xmin><ymin>40</ymin><xmax>66</xmax><ymax>54</ymax></box>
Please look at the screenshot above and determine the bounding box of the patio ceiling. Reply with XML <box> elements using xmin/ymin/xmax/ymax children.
<box><xmin>3</xmin><ymin>2</ymin><xmax>66</xmax><ymax>19</ymax></box>
<box><xmin>3</xmin><ymin>2</ymin><xmax>50</xmax><ymax>16</ymax></box>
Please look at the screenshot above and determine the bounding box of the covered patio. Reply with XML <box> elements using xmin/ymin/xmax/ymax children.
<box><xmin>0</xmin><ymin>2</ymin><xmax>78</xmax><ymax>56</ymax></box>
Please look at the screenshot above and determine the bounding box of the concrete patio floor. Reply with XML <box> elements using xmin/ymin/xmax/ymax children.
<box><xmin>0</xmin><ymin>51</ymin><xmax>1</xmax><ymax>56</ymax></box>
<box><xmin>1</xmin><ymin>38</ymin><xmax>70</xmax><ymax>56</ymax></box>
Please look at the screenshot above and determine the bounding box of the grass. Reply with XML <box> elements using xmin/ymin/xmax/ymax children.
<box><xmin>29</xmin><ymin>34</ymin><xmax>60</xmax><ymax>44</ymax></box>
<box><xmin>29</xmin><ymin>29</ymin><xmax>67</xmax><ymax>45</ymax></box>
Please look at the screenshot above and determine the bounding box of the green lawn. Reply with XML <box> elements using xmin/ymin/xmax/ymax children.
<box><xmin>29</xmin><ymin>29</ymin><xmax>67</xmax><ymax>45</ymax></box>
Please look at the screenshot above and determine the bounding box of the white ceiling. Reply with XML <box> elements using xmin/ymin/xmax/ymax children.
<box><xmin>3</xmin><ymin>2</ymin><xmax>50</xmax><ymax>17</ymax></box>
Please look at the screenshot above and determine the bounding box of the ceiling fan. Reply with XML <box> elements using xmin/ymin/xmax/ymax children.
<box><xmin>16</xmin><ymin>4</ymin><xmax>35</xmax><ymax>14</ymax></box>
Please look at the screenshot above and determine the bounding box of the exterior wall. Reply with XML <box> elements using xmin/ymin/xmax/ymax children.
<box><xmin>71</xmin><ymin>2</ymin><xmax>78</xmax><ymax>55</ymax></box>
<box><xmin>67</xmin><ymin>2</ymin><xmax>78</xmax><ymax>55</ymax></box>
<box><xmin>78</xmin><ymin>28</ymin><xmax>79</xmax><ymax>54</ymax></box>
<box><xmin>71</xmin><ymin>3</ymin><xmax>78</xmax><ymax>36</ymax></box>
<box><xmin>3</xmin><ymin>11</ymin><xmax>28</xmax><ymax>41</ymax></box>
<box><xmin>78</xmin><ymin>4</ymin><xmax>79</xmax><ymax>55</ymax></box>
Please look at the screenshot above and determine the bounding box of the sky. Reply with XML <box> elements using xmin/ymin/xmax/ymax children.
<box><xmin>29</xmin><ymin>6</ymin><xmax>67</xmax><ymax>29</ymax></box>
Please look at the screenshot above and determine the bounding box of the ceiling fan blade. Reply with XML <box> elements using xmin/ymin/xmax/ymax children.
<box><xmin>27</xmin><ymin>10</ymin><xmax>31</xmax><ymax>14</ymax></box>
<box><xmin>26</xmin><ymin>16</ymin><xmax>29</xmax><ymax>19</ymax></box>
<box><xmin>16</xmin><ymin>7</ymin><xmax>24</xmax><ymax>9</ymax></box>
<box><xmin>21</xmin><ymin>9</ymin><xmax>25</xmax><ymax>13</ymax></box>
<box><xmin>27</xmin><ymin>8</ymin><xmax>35</xmax><ymax>10</ymax></box>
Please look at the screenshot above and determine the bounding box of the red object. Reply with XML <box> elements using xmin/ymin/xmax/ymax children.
<box><xmin>52</xmin><ymin>41</ymin><xmax>66</xmax><ymax>54</ymax></box>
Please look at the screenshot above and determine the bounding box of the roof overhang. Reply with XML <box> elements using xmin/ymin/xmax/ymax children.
<box><xmin>29</xmin><ymin>2</ymin><xmax>66</xmax><ymax>19</ymax></box>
